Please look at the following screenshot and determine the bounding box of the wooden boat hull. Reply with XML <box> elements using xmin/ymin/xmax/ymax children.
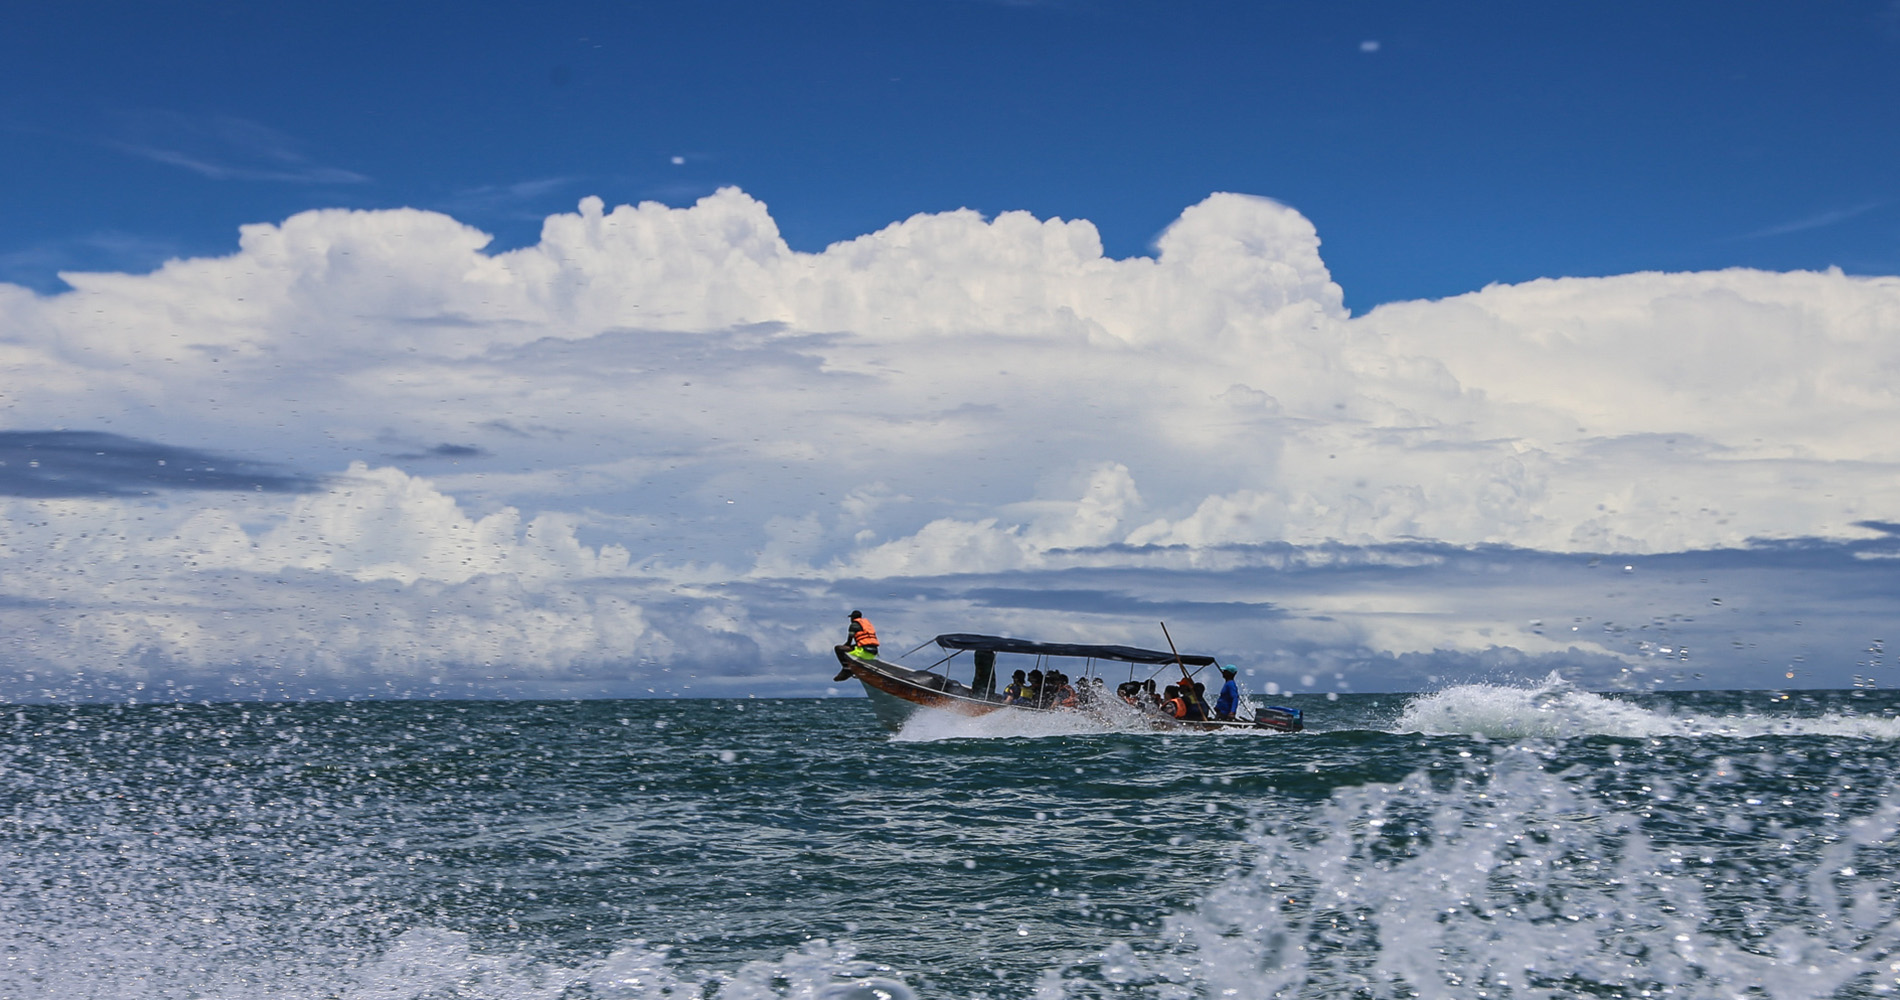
<box><xmin>835</xmin><ymin>648</ymin><xmax>1014</xmax><ymax>729</ymax></box>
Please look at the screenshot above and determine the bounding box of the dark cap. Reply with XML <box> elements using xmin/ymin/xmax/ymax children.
<box><xmin>849</xmin><ymin>610</ymin><xmax>862</xmax><ymax>618</ymax></box>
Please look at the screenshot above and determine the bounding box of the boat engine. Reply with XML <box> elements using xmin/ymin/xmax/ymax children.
<box><xmin>1254</xmin><ymin>706</ymin><xmax>1303</xmax><ymax>732</ymax></box>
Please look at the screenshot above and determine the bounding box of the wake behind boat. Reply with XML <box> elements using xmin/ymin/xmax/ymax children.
<box><xmin>831</xmin><ymin>630</ymin><xmax>1304</xmax><ymax>734</ymax></box>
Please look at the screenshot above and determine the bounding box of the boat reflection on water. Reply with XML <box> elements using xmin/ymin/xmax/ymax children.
<box><xmin>831</xmin><ymin>632</ymin><xmax>1304</xmax><ymax>734</ymax></box>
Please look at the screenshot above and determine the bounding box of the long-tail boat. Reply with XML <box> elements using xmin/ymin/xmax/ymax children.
<box><xmin>831</xmin><ymin>632</ymin><xmax>1304</xmax><ymax>734</ymax></box>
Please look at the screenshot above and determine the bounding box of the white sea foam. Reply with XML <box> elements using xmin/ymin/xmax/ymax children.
<box><xmin>891</xmin><ymin>705</ymin><xmax>1136</xmax><ymax>741</ymax></box>
<box><xmin>0</xmin><ymin>922</ymin><xmax>907</xmax><ymax>1000</ymax></box>
<box><xmin>1395</xmin><ymin>672</ymin><xmax>1900</xmax><ymax>740</ymax></box>
<box><xmin>890</xmin><ymin>701</ymin><xmax>1285</xmax><ymax>742</ymax></box>
<box><xmin>1089</xmin><ymin>748</ymin><xmax>1900</xmax><ymax>999</ymax></box>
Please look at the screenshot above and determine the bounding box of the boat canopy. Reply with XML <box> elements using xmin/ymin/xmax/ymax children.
<box><xmin>932</xmin><ymin>633</ymin><xmax>1217</xmax><ymax>667</ymax></box>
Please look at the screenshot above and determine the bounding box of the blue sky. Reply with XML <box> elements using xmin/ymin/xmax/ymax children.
<box><xmin>3</xmin><ymin>1</ymin><xmax>1900</xmax><ymax>701</ymax></box>
<box><xmin>6</xmin><ymin>1</ymin><xmax>1898</xmax><ymax>311</ymax></box>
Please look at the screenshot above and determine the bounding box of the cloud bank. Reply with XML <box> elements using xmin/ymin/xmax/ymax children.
<box><xmin>1</xmin><ymin>189</ymin><xmax>1896</xmax><ymax>698</ymax></box>
<box><xmin>0</xmin><ymin>431</ymin><xmax>322</xmax><ymax>497</ymax></box>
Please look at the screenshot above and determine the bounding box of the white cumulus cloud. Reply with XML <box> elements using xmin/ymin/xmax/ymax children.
<box><xmin>2</xmin><ymin>187</ymin><xmax>1897</xmax><ymax>696</ymax></box>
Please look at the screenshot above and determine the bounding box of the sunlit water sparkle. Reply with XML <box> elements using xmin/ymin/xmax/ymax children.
<box><xmin>7</xmin><ymin>681</ymin><xmax>1900</xmax><ymax>998</ymax></box>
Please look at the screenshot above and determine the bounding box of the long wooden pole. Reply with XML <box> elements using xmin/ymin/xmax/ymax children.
<box><xmin>1159</xmin><ymin>621</ymin><xmax>1196</xmax><ymax>685</ymax></box>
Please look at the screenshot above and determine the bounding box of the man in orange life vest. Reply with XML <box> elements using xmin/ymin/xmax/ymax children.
<box><xmin>832</xmin><ymin>611</ymin><xmax>879</xmax><ymax>680</ymax></box>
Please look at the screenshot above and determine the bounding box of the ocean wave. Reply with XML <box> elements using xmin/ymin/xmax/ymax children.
<box><xmin>1393</xmin><ymin>672</ymin><xmax>1900</xmax><ymax>740</ymax></box>
<box><xmin>11</xmin><ymin>698</ymin><xmax>1900</xmax><ymax>999</ymax></box>
<box><xmin>1</xmin><ymin>921</ymin><xmax>914</xmax><ymax>1000</ymax></box>
<box><xmin>343</xmin><ymin>930</ymin><xmax>915</xmax><ymax>1000</ymax></box>
<box><xmin>1083</xmin><ymin>747</ymin><xmax>1900</xmax><ymax>999</ymax></box>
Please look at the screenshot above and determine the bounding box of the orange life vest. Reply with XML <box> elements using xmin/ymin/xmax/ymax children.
<box><xmin>850</xmin><ymin>616</ymin><xmax>878</xmax><ymax>647</ymax></box>
<box><xmin>1166</xmin><ymin>697</ymin><xmax>1189</xmax><ymax>719</ymax></box>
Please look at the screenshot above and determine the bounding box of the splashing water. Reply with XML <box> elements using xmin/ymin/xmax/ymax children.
<box><xmin>11</xmin><ymin>697</ymin><xmax>1900</xmax><ymax>999</ymax></box>
<box><xmin>5</xmin><ymin>922</ymin><xmax>912</xmax><ymax>1000</ymax></box>
<box><xmin>891</xmin><ymin>701</ymin><xmax>1290</xmax><ymax>742</ymax></box>
<box><xmin>1396</xmin><ymin>672</ymin><xmax>1900</xmax><ymax>740</ymax></box>
<box><xmin>892</xmin><ymin>705</ymin><xmax>1146</xmax><ymax>741</ymax></box>
<box><xmin>1083</xmin><ymin>747</ymin><xmax>1900</xmax><ymax>1000</ymax></box>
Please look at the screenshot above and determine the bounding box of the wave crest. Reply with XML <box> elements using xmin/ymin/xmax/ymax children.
<box><xmin>1394</xmin><ymin>673</ymin><xmax>1900</xmax><ymax>739</ymax></box>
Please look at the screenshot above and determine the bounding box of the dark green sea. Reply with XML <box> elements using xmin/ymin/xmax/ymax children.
<box><xmin>9</xmin><ymin>681</ymin><xmax>1900</xmax><ymax>998</ymax></box>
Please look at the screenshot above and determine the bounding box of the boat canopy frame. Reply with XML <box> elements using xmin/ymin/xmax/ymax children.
<box><xmin>931</xmin><ymin>633</ymin><xmax>1217</xmax><ymax>667</ymax></box>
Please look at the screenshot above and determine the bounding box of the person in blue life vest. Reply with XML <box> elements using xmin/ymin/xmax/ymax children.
<box><xmin>832</xmin><ymin>610</ymin><xmax>879</xmax><ymax>680</ymax></box>
<box><xmin>1213</xmin><ymin>665</ymin><xmax>1242</xmax><ymax>721</ymax></box>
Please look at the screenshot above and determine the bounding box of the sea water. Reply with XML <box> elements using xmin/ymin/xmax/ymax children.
<box><xmin>7</xmin><ymin>679</ymin><xmax>1900</xmax><ymax>999</ymax></box>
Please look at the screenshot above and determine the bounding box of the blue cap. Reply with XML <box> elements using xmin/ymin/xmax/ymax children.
<box><xmin>1221</xmin><ymin>664</ymin><xmax>1238</xmax><ymax>674</ymax></box>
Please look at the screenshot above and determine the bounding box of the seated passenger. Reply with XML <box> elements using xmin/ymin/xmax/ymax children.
<box><xmin>835</xmin><ymin>611</ymin><xmax>878</xmax><ymax>657</ymax></box>
<box><xmin>1162</xmin><ymin>685</ymin><xmax>1189</xmax><ymax>719</ymax></box>
<box><xmin>832</xmin><ymin>610</ymin><xmax>879</xmax><ymax>680</ymax></box>
<box><xmin>1184</xmin><ymin>681</ymin><xmax>1210</xmax><ymax>722</ymax></box>
<box><xmin>1052</xmin><ymin>673</ymin><xmax>1077</xmax><ymax>708</ymax></box>
<box><xmin>1001</xmin><ymin>669</ymin><xmax>1029</xmax><ymax>704</ymax></box>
